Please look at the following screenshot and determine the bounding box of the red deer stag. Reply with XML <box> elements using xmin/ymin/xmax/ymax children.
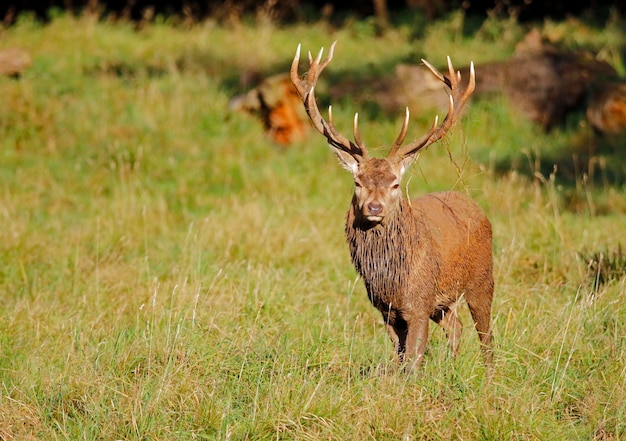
<box><xmin>291</xmin><ymin>42</ymin><xmax>494</xmax><ymax>371</ymax></box>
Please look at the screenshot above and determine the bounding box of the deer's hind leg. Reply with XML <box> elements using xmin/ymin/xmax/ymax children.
<box><xmin>431</xmin><ymin>303</ymin><xmax>463</xmax><ymax>357</ymax></box>
<box><xmin>466</xmin><ymin>279</ymin><xmax>494</xmax><ymax>368</ymax></box>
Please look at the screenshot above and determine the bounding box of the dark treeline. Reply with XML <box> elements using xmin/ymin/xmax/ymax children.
<box><xmin>2</xmin><ymin>0</ymin><xmax>625</xmax><ymax>24</ymax></box>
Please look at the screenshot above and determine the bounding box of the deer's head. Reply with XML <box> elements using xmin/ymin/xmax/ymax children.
<box><xmin>290</xmin><ymin>42</ymin><xmax>475</xmax><ymax>223</ymax></box>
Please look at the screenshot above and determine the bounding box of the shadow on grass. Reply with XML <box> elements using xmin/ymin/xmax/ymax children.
<box><xmin>492</xmin><ymin>130</ymin><xmax>626</xmax><ymax>214</ymax></box>
<box><xmin>530</xmin><ymin>136</ymin><xmax>625</xmax><ymax>187</ymax></box>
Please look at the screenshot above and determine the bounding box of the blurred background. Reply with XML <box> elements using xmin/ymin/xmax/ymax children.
<box><xmin>3</xmin><ymin>0</ymin><xmax>626</xmax><ymax>24</ymax></box>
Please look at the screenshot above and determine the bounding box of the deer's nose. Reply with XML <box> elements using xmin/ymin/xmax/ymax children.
<box><xmin>367</xmin><ymin>202</ymin><xmax>383</xmax><ymax>215</ymax></box>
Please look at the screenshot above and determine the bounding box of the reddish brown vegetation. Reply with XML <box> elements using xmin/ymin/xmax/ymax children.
<box><xmin>0</xmin><ymin>48</ymin><xmax>31</xmax><ymax>77</ymax></box>
<box><xmin>229</xmin><ymin>73</ymin><xmax>310</xmax><ymax>145</ymax></box>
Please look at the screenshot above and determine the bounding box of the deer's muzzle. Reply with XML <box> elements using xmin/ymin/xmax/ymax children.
<box><xmin>364</xmin><ymin>201</ymin><xmax>385</xmax><ymax>222</ymax></box>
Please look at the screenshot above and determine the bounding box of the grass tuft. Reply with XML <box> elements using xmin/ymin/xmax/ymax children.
<box><xmin>579</xmin><ymin>245</ymin><xmax>626</xmax><ymax>290</ymax></box>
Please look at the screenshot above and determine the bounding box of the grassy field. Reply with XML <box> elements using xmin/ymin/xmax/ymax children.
<box><xmin>1</xmin><ymin>8</ymin><xmax>625</xmax><ymax>440</ymax></box>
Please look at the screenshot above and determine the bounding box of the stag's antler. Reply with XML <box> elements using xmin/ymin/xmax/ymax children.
<box><xmin>291</xmin><ymin>43</ymin><xmax>474</xmax><ymax>164</ymax></box>
<box><xmin>389</xmin><ymin>57</ymin><xmax>475</xmax><ymax>161</ymax></box>
<box><xmin>290</xmin><ymin>41</ymin><xmax>368</xmax><ymax>161</ymax></box>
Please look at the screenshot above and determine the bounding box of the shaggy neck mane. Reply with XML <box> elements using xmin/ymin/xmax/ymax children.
<box><xmin>345</xmin><ymin>199</ymin><xmax>418</xmax><ymax>301</ymax></box>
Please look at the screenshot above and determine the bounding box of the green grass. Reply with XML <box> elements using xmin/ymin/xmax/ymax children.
<box><xmin>1</xmin><ymin>9</ymin><xmax>626</xmax><ymax>440</ymax></box>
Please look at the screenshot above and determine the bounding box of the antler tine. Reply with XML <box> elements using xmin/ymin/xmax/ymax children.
<box><xmin>319</xmin><ymin>42</ymin><xmax>336</xmax><ymax>72</ymax></box>
<box><xmin>390</xmin><ymin>57</ymin><xmax>476</xmax><ymax>161</ymax></box>
<box><xmin>353</xmin><ymin>113</ymin><xmax>364</xmax><ymax>148</ymax></box>
<box><xmin>390</xmin><ymin>107</ymin><xmax>410</xmax><ymax>152</ymax></box>
<box><xmin>422</xmin><ymin>58</ymin><xmax>449</xmax><ymax>87</ymax></box>
<box><xmin>446</xmin><ymin>56</ymin><xmax>458</xmax><ymax>89</ymax></box>
<box><xmin>327</xmin><ymin>105</ymin><xmax>346</xmax><ymax>146</ymax></box>
<box><xmin>290</xmin><ymin>42</ymin><xmax>367</xmax><ymax>159</ymax></box>
<box><xmin>464</xmin><ymin>61</ymin><xmax>476</xmax><ymax>100</ymax></box>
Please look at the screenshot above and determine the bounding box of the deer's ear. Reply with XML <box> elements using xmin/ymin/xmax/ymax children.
<box><xmin>330</xmin><ymin>145</ymin><xmax>359</xmax><ymax>174</ymax></box>
<box><xmin>398</xmin><ymin>152</ymin><xmax>419</xmax><ymax>178</ymax></box>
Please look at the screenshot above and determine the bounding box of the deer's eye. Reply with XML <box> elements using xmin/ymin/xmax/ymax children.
<box><xmin>391</xmin><ymin>183</ymin><xmax>400</xmax><ymax>190</ymax></box>
<box><xmin>355</xmin><ymin>182</ymin><xmax>362</xmax><ymax>188</ymax></box>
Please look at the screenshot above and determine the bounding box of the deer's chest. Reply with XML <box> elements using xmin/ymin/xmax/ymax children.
<box><xmin>346</xmin><ymin>224</ymin><xmax>411</xmax><ymax>304</ymax></box>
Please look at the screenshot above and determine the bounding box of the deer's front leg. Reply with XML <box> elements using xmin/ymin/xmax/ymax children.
<box><xmin>384</xmin><ymin>322</ymin><xmax>400</xmax><ymax>355</ymax></box>
<box><xmin>380</xmin><ymin>306</ymin><xmax>407</xmax><ymax>361</ymax></box>
<box><xmin>404</xmin><ymin>314</ymin><xmax>430</xmax><ymax>371</ymax></box>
